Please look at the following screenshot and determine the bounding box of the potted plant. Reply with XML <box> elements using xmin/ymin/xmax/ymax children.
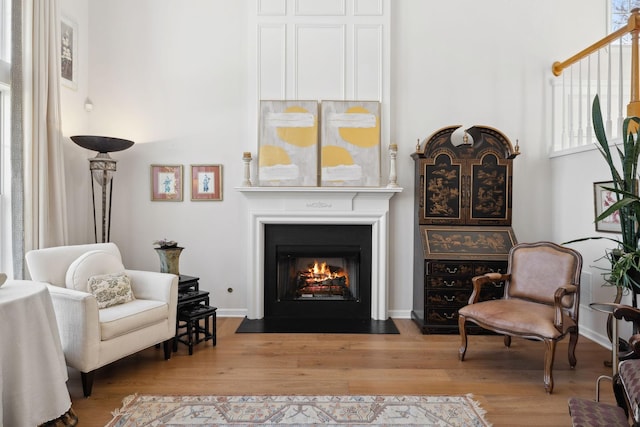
<box><xmin>568</xmin><ymin>95</ymin><xmax>640</xmax><ymax>297</ymax></box>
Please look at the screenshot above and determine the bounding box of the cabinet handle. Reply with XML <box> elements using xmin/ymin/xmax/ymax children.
<box><xmin>492</xmin><ymin>282</ymin><xmax>503</xmax><ymax>288</ymax></box>
<box><xmin>444</xmin><ymin>280</ymin><xmax>456</xmax><ymax>287</ymax></box>
<box><xmin>446</xmin><ymin>267</ymin><xmax>458</xmax><ymax>274</ymax></box>
<box><xmin>444</xmin><ymin>313</ymin><xmax>456</xmax><ymax>320</ymax></box>
<box><xmin>487</xmin><ymin>268</ymin><xmax>503</xmax><ymax>273</ymax></box>
<box><xmin>444</xmin><ymin>295</ymin><xmax>455</xmax><ymax>302</ymax></box>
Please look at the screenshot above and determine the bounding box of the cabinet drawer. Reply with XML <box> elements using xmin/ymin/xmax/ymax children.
<box><xmin>427</xmin><ymin>289</ymin><xmax>469</xmax><ymax>306</ymax></box>
<box><xmin>426</xmin><ymin>276</ymin><xmax>471</xmax><ymax>289</ymax></box>
<box><xmin>480</xmin><ymin>281</ymin><xmax>505</xmax><ymax>298</ymax></box>
<box><xmin>426</xmin><ymin>308</ymin><xmax>460</xmax><ymax>326</ymax></box>
<box><xmin>473</xmin><ymin>262</ymin><xmax>507</xmax><ymax>276</ymax></box>
<box><xmin>427</xmin><ymin>287</ymin><xmax>503</xmax><ymax>307</ymax></box>
<box><xmin>428</xmin><ymin>262</ymin><xmax>473</xmax><ymax>277</ymax></box>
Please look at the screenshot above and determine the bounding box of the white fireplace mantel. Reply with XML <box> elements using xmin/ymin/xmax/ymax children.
<box><xmin>237</xmin><ymin>186</ymin><xmax>402</xmax><ymax>320</ymax></box>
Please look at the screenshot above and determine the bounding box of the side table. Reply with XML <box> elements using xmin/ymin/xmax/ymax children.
<box><xmin>174</xmin><ymin>274</ymin><xmax>217</xmax><ymax>354</ymax></box>
<box><xmin>176</xmin><ymin>305</ymin><xmax>217</xmax><ymax>355</ymax></box>
<box><xmin>590</xmin><ymin>302</ymin><xmax>621</xmax><ymax>401</ymax></box>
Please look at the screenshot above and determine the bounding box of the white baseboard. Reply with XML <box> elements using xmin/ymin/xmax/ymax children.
<box><xmin>579</xmin><ymin>325</ymin><xmax>610</xmax><ymax>349</ymax></box>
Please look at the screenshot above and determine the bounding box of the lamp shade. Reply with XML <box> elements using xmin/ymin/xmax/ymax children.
<box><xmin>70</xmin><ymin>135</ymin><xmax>134</xmax><ymax>153</ymax></box>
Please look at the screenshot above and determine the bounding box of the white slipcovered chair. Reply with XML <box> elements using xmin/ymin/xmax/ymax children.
<box><xmin>25</xmin><ymin>242</ymin><xmax>178</xmax><ymax>397</ymax></box>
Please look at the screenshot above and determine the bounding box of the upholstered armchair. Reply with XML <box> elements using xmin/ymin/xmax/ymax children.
<box><xmin>25</xmin><ymin>242</ymin><xmax>178</xmax><ymax>397</ymax></box>
<box><xmin>458</xmin><ymin>241</ymin><xmax>583</xmax><ymax>394</ymax></box>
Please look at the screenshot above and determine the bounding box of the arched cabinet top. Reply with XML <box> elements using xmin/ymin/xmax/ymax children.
<box><xmin>412</xmin><ymin>125</ymin><xmax>520</xmax><ymax>161</ymax></box>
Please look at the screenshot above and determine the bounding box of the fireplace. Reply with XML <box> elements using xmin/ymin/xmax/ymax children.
<box><xmin>238</xmin><ymin>187</ymin><xmax>402</xmax><ymax>320</ymax></box>
<box><xmin>264</xmin><ymin>224</ymin><xmax>372</xmax><ymax>319</ymax></box>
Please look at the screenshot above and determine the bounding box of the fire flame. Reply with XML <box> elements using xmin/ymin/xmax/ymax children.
<box><xmin>305</xmin><ymin>261</ymin><xmax>348</xmax><ymax>286</ymax></box>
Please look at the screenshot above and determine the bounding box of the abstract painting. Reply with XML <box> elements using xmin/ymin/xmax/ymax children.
<box><xmin>320</xmin><ymin>101</ymin><xmax>381</xmax><ymax>187</ymax></box>
<box><xmin>258</xmin><ymin>100</ymin><xmax>318</xmax><ymax>186</ymax></box>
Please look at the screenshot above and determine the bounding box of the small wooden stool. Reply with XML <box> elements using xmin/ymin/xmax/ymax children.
<box><xmin>176</xmin><ymin>305</ymin><xmax>217</xmax><ymax>355</ymax></box>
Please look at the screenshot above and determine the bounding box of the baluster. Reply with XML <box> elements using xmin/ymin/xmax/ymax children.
<box><xmin>619</xmin><ymin>40</ymin><xmax>625</xmax><ymax>136</ymax></box>
<box><xmin>607</xmin><ymin>43</ymin><xmax>613</xmax><ymax>138</ymax></box>
<box><xmin>578</xmin><ymin>59</ymin><xmax>584</xmax><ymax>145</ymax></box>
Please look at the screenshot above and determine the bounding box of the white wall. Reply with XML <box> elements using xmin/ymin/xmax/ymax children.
<box><xmin>56</xmin><ymin>1</ymin><xmax>612</xmax><ymax>329</ymax></box>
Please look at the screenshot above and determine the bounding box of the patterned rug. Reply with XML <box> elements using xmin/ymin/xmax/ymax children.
<box><xmin>105</xmin><ymin>394</ymin><xmax>491</xmax><ymax>426</ymax></box>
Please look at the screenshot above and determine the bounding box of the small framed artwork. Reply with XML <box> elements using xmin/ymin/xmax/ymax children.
<box><xmin>594</xmin><ymin>181</ymin><xmax>621</xmax><ymax>233</ymax></box>
<box><xmin>151</xmin><ymin>165</ymin><xmax>183</xmax><ymax>201</ymax></box>
<box><xmin>191</xmin><ymin>164</ymin><xmax>223</xmax><ymax>201</ymax></box>
<box><xmin>61</xmin><ymin>16</ymin><xmax>78</xmax><ymax>89</ymax></box>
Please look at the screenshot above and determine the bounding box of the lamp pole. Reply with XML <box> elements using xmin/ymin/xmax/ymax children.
<box><xmin>71</xmin><ymin>136</ymin><xmax>134</xmax><ymax>243</ymax></box>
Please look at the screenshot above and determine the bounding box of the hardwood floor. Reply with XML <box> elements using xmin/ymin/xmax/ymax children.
<box><xmin>68</xmin><ymin>318</ymin><xmax>616</xmax><ymax>426</ymax></box>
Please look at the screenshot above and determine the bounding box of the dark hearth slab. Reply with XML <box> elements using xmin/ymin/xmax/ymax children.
<box><xmin>235</xmin><ymin>317</ymin><xmax>399</xmax><ymax>334</ymax></box>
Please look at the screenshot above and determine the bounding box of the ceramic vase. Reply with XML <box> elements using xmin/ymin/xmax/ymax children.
<box><xmin>154</xmin><ymin>247</ymin><xmax>183</xmax><ymax>275</ymax></box>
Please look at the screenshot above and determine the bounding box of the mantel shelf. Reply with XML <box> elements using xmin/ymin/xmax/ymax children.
<box><xmin>236</xmin><ymin>186</ymin><xmax>403</xmax><ymax>194</ymax></box>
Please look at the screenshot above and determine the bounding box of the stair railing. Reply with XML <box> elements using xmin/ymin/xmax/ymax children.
<box><xmin>551</xmin><ymin>8</ymin><xmax>640</xmax><ymax>153</ymax></box>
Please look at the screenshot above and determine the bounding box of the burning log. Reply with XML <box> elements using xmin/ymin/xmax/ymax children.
<box><xmin>295</xmin><ymin>260</ymin><xmax>350</xmax><ymax>297</ymax></box>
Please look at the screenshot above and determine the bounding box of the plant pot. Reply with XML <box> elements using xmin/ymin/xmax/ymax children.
<box><xmin>154</xmin><ymin>247</ymin><xmax>183</xmax><ymax>275</ymax></box>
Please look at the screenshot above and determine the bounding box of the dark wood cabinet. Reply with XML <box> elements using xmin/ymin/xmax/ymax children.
<box><xmin>411</xmin><ymin>126</ymin><xmax>519</xmax><ymax>334</ymax></box>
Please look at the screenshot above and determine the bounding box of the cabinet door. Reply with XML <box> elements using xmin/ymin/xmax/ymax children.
<box><xmin>419</xmin><ymin>154</ymin><xmax>465</xmax><ymax>225</ymax></box>
<box><xmin>468</xmin><ymin>152</ymin><xmax>512</xmax><ymax>225</ymax></box>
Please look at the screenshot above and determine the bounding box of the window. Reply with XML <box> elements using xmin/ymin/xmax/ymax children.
<box><xmin>0</xmin><ymin>0</ymin><xmax>10</xmax><ymax>277</ymax></box>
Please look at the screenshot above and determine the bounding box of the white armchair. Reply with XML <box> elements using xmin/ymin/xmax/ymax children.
<box><xmin>25</xmin><ymin>242</ymin><xmax>178</xmax><ymax>397</ymax></box>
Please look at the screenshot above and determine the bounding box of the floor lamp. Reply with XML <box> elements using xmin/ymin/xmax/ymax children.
<box><xmin>71</xmin><ymin>136</ymin><xmax>134</xmax><ymax>243</ymax></box>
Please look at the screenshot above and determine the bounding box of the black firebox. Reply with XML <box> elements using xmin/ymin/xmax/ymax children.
<box><xmin>264</xmin><ymin>224</ymin><xmax>372</xmax><ymax>319</ymax></box>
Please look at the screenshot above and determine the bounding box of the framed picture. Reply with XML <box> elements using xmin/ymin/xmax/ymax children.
<box><xmin>61</xmin><ymin>16</ymin><xmax>78</xmax><ymax>89</ymax></box>
<box><xmin>258</xmin><ymin>100</ymin><xmax>319</xmax><ymax>186</ymax></box>
<box><xmin>320</xmin><ymin>100</ymin><xmax>381</xmax><ymax>187</ymax></box>
<box><xmin>594</xmin><ymin>180</ymin><xmax>621</xmax><ymax>233</ymax></box>
<box><xmin>191</xmin><ymin>164</ymin><xmax>223</xmax><ymax>201</ymax></box>
<box><xmin>151</xmin><ymin>165</ymin><xmax>183</xmax><ymax>201</ymax></box>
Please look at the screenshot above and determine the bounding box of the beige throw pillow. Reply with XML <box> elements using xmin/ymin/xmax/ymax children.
<box><xmin>88</xmin><ymin>272</ymin><xmax>135</xmax><ymax>309</ymax></box>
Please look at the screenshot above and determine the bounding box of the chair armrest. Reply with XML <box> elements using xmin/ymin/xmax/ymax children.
<box><xmin>469</xmin><ymin>273</ymin><xmax>510</xmax><ymax>304</ymax></box>
<box><xmin>46</xmin><ymin>285</ymin><xmax>101</xmax><ymax>371</ymax></box>
<box><xmin>126</xmin><ymin>270</ymin><xmax>179</xmax><ymax>329</ymax></box>
<box><xmin>125</xmin><ymin>270</ymin><xmax>178</xmax><ymax>302</ymax></box>
<box><xmin>628</xmin><ymin>333</ymin><xmax>640</xmax><ymax>355</ymax></box>
<box><xmin>613</xmin><ymin>305</ymin><xmax>640</xmax><ymax>323</ymax></box>
<box><xmin>553</xmin><ymin>284</ymin><xmax>578</xmax><ymax>331</ymax></box>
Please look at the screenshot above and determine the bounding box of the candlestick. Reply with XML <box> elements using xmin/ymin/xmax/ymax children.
<box><xmin>387</xmin><ymin>143</ymin><xmax>399</xmax><ymax>188</ymax></box>
<box><xmin>242</xmin><ymin>152</ymin><xmax>252</xmax><ymax>186</ymax></box>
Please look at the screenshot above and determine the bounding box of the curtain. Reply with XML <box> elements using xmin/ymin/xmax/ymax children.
<box><xmin>11</xmin><ymin>0</ymin><xmax>68</xmax><ymax>278</ymax></box>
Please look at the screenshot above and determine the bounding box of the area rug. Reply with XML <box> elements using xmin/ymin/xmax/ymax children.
<box><xmin>105</xmin><ymin>394</ymin><xmax>491</xmax><ymax>426</ymax></box>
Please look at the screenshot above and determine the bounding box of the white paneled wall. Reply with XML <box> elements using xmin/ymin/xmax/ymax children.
<box><xmin>249</xmin><ymin>0</ymin><xmax>390</xmax><ymax>156</ymax></box>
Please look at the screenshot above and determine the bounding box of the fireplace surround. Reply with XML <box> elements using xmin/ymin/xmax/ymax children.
<box><xmin>238</xmin><ymin>187</ymin><xmax>402</xmax><ymax>320</ymax></box>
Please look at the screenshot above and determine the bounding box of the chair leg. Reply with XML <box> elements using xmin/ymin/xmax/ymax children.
<box><xmin>543</xmin><ymin>339</ymin><xmax>557</xmax><ymax>394</ymax></box>
<box><xmin>568</xmin><ymin>329</ymin><xmax>578</xmax><ymax>368</ymax></box>
<box><xmin>163</xmin><ymin>339</ymin><xmax>172</xmax><ymax>360</ymax></box>
<box><xmin>458</xmin><ymin>314</ymin><xmax>468</xmax><ymax>361</ymax></box>
<box><xmin>81</xmin><ymin>371</ymin><xmax>95</xmax><ymax>397</ymax></box>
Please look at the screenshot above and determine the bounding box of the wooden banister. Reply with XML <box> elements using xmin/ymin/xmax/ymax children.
<box><xmin>552</xmin><ymin>8</ymin><xmax>640</xmax><ymax>118</ymax></box>
<box><xmin>552</xmin><ymin>25</ymin><xmax>629</xmax><ymax>77</ymax></box>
